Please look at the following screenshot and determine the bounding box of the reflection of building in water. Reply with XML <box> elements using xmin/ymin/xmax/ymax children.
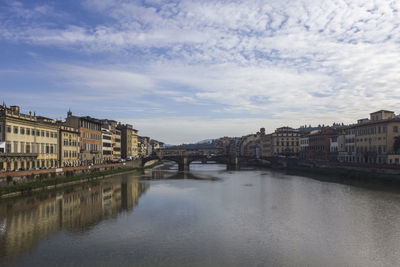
<box><xmin>0</xmin><ymin>178</ymin><xmax>148</xmax><ymax>261</ymax></box>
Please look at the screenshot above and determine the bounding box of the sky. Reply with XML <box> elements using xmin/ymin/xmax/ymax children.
<box><xmin>0</xmin><ymin>0</ymin><xmax>399</xmax><ymax>144</ymax></box>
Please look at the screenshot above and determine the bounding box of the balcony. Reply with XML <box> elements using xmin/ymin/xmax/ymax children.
<box><xmin>0</xmin><ymin>153</ymin><xmax>39</xmax><ymax>158</ymax></box>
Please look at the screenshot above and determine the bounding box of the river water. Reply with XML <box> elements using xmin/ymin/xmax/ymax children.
<box><xmin>1</xmin><ymin>163</ymin><xmax>400</xmax><ymax>266</ymax></box>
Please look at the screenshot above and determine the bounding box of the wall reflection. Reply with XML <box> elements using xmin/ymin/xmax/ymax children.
<box><xmin>0</xmin><ymin>177</ymin><xmax>148</xmax><ymax>261</ymax></box>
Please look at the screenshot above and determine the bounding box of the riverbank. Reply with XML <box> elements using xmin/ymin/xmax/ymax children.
<box><xmin>283</xmin><ymin>165</ymin><xmax>400</xmax><ymax>192</ymax></box>
<box><xmin>143</xmin><ymin>160</ymin><xmax>164</xmax><ymax>169</ymax></box>
<box><xmin>0</xmin><ymin>167</ymin><xmax>141</xmax><ymax>199</ymax></box>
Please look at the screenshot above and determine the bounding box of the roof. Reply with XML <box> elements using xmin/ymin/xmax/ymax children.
<box><xmin>348</xmin><ymin>117</ymin><xmax>400</xmax><ymax>128</ymax></box>
<box><xmin>370</xmin><ymin>110</ymin><xmax>394</xmax><ymax>114</ymax></box>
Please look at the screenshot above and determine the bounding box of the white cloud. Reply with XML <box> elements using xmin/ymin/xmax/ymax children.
<box><xmin>1</xmin><ymin>0</ymin><xmax>400</xmax><ymax>143</ymax></box>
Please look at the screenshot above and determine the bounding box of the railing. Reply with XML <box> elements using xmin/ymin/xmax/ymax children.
<box><xmin>0</xmin><ymin>153</ymin><xmax>39</xmax><ymax>157</ymax></box>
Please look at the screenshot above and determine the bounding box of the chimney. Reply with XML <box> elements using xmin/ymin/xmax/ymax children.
<box><xmin>10</xmin><ymin>105</ymin><xmax>20</xmax><ymax>114</ymax></box>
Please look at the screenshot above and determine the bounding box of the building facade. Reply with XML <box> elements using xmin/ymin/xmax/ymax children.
<box><xmin>117</xmin><ymin>124</ymin><xmax>133</xmax><ymax>159</ymax></box>
<box><xmin>65</xmin><ymin>111</ymin><xmax>102</xmax><ymax>165</ymax></box>
<box><xmin>138</xmin><ymin>136</ymin><xmax>150</xmax><ymax>158</ymax></box>
<box><xmin>306</xmin><ymin>128</ymin><xmax>340</xmax><ymax>161</ymax></box>
<box><xmin>0</xmin><ymin>105</ymin><xmax>59</xmax><ymax>171</ymax></box>
<box><xmin>299</xmin><ymin>136</ymin><xmax>309</xmax><ymax>159</ymax></box>
<box><xmin>352</xmin><ymin>110</ymin><xmax>400</xmax><ymax>164</ymax></box>
<box><xmin>101</xmin><ymin>128</ymin><xmax>113</xmax><ymax>163</ymax></box>
<box><xmin>131</xmin><ymin>129</ymin><xmax>139</xmax><ymax>158</ymax></box>
<box><xmin>58</xmin><ymin>124</ymin><xmax>80</xmax><ymax>167</ymax></box>
<box><xmin>271</xmin><ymin>127</ymin><xmax>300</xmax><ymax>156</ymax></box>
<box><xmin>100</xmin><ymin>119</ymin><xmax>121</xmax><ymax>162</ymax></box>
<box><xmin>112</xmin><ymin>129</ymin><xmax>121</xmax><ymax>161</ymax></box>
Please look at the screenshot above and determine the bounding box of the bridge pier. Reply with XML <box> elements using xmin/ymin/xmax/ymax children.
<box><xmin>178</xmin><ymin>157</ymin><xmax>190</xmax><ymax>171</ymax></box>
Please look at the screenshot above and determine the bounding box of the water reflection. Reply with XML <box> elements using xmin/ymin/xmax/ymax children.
<box><xmin>2</xmin><ymin>165</ymin><xmax>400</xmax><ymax>266</ymax></box>
<box><xmin>146</xmin><ymin>167</ymin><xmax>221</xmax><ymax>181</ymax></box>
<box><xmin>0</xmin><ymin>176</ymin><xmax>148</xmax><ymax>262</ymax></box>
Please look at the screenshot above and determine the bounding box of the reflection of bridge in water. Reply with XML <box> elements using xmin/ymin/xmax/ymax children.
<box><xmin>145</xmin><ymin>168</ymin><xmax>221</xmax><ymax>181</ymax></box>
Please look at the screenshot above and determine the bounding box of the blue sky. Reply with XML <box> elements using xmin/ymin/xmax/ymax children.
<box><xmin>1</xmin><ymin>0</ymin><xmax>400</xmax><ymax>144</ymax></box>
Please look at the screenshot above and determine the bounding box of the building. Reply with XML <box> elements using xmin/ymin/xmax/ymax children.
<box><xmin>338</xmin><ymin>127</ymin><xmax>356</xmax><ymax>163</ymax></box>
<box><xmin>112</xmin><ymin>128</ymin><xmax>121</xmax><ymax>161</ymax></box>
<box><xmin>101</xmin><ymin>128</ymin><xmax>113</xmax><ymax>163</ymax></box>
<box><xmin>138</xmin><ymin>136</ymin><xmax>151</xmax><ymax>158</ymax></box>
<box><xmin>352</xmin><ymin>110</ymin><xmax>400</xmax><ymax>164</ymax></box>
<box><xmin>299</xmin><ymin>136</ymin><xmax>309</xmax><ymax>159</ymax></box>
<box><xmin>0</xmin><ymin>105</ymin><xmax>59</xmax><ymax>171</ymax></box>
<box><xmin>65</xmin><ymin>111</ymin><xmax>102</xmax><ymax>165</ymax></box>
<box><xmin>238</xmin><ymin>128</ymin><xmax>272</xmax><ymax>158</ymax></box>
<box><xmin>330</xmin><ymin>134</ymin><xmax>345</xmax><ymax>162</ymax></box>
<box><xmin>216</xmin><ymin>137</ymin><xmax>232</xmax><ymax>156</ymax></box>
<box><xmin>150</xmin><ymin>139</ymin><xmax>164</xmax><ymax>155</ymax></box>
<box><xmin>260</xmin><ymin>133</ymin><xmax>273</xmax><ymax>158</ymax></box>
<box><xmin>117</xmin><ymin>124</ymin><xmax>133</xmax><ymax>159</ymax></box>
<box><xmin>271</xmin><ymin>127</ymin><xmax>300</xmax><ymax>156</ymax></box>
<box><xmin>239</xmin><ymin>134</ymin><xmax>259</xmax><ymax>158</ymax></box>
<box><xmin>131</xmin><ymin>129</ymin><xmax>139</xmax><ymax>158</ymax></box>
<box><xmin>100</xmin><ymin>119</ymin><xmax>121</xmax><ymax>161</ymax></box>
<box><xmin>306</xmin><ymin>128</ymin><xmax>340</xmax><ymax>161</ymax></box>
<box><xmin>58</xmin><ymin>124</ymin><xmax>80</xmax><ymax>167</ymax></box>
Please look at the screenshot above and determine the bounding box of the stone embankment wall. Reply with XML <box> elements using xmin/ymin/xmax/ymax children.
<box><xmin>0</xmin><ymin>160</ymin><xmax>142</xmax><ymax>185</ymax></box>
<box><xmin>296</xmin><ymin>159</ymin><xmax>400</xmax><ymax>175</ymax></box>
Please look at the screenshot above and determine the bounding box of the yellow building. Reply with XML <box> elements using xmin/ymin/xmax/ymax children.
<box><xmin>352</xmin><ymin>110</ymin><xmax>400</xmax><ymax>164</ymax></box>
<box><xmin>112</xmin><ymin>129</ymin><xmax>121</xmax><ymax>161</ymax></box>
<box><xmin>0</xmin><ymin>105</ymin><xmax>58</xmax><ymax>171</ymax></box>
<box><xmin>131</xmin><ymin>129</ymin><xmax>139</xmax><ymax>158</ymax></box>
<box><xmin>271</xmin><ymin>126</ymin><xmax>300</xmax><ymax>155</ymax></box>
<box><xmin>58</xmin><ymin>124</ymin><xmax>80</xmax><ymax>167</ymax></box>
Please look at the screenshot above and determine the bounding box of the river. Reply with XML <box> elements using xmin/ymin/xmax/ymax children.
<box><xmin>1</xmin><ymin>163</ymin><xmax>400</xmax><ymax>266</ymax></box>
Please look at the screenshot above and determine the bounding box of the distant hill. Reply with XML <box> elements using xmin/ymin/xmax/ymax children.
<box><xmin>196</xmin><ymin>139</ymin><xmax>218</xmax><ymax>144</ymax></box>
<box><xmin>168</xmin><ymin>139</ymin><xmax>219</xmax><ymax>149</ymax></box>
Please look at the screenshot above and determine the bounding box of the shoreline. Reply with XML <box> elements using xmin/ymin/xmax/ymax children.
<box><xmin>268</xmin><ymin>164</ymin><xmax>400</xmax><ymax>194</ymax></box>
<box><xmin>0</xmin><ymin>167</ymin><xmax>142</xmax><ymax>199</ymax></box>
<box><xmin>2</xmin><ymin>160</ymin><xmax>400</xmax><ymax>199</ymax></box>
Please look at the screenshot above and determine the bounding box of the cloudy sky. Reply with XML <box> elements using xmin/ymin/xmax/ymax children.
<box><xmin>0</xmin><ymin>0</ymin><xmax>399</xmax><ymax>144</ymax></box>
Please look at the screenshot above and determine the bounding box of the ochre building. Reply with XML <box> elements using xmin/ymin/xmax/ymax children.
<box><xmin>0</xmin><ymin>105</ymin><xmax>58</xmax><ymax>171</ymax></box>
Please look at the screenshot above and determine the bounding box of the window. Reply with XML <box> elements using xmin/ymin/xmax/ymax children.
<box><xmin>20</xmin><ymin>127</ymin><xmax>25</xmax><ymax>135</ymax></box>
<box><xmin>393</xmin><ymin>126</ymin><xmax>398</xmax><ymax>133</ymax></box>
<box><xmin>46</xmin><ymin>131</ymin><xmax>49</xmax><ymax>137</ymax></box>
<box><xmin>13</xmin><ymin>142</ymin><xmax>18</xmax><ymax>153</ymax></box>
<box><xmin>6</xmin><ymin>125</ymin><xmax>11</xmax><ymax>133</ymax></box>
<box><xmin>20</xmin><ymin>142</ymin><xmax>24</xmax><ymax>153</ymax></box>
<box><xmin>6</xmin><ymin>143</ymin><xmax>11</xmax><ymax>153</ymax></box>
<box><xmin>26</xmin><ymin>143</ymin><xmax>30</xmax><ymax>153</ymax></box>
<box><xmin>41</xmin><ymin>131</ymin><xmax>45</xmax><ymax>137</ymax></box>
<box><xmin>26</xmin><ymin>128</ymin><xmax>30</xmax><ymax>135</ymax></box>
<box><xmin>13</xmin><ymin>126</ymin><xmax>18</xmax><ymax>134</ymax></box>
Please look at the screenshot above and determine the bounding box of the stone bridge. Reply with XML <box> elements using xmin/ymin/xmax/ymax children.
<box><xmin>142</xmin><ymin>154</ymin><xmax>235</xmax><ymax>171</ymax></box>
<box><xmin>142</xmin><ymin>153</ymin><xmax>293</xmax><ymax>171</ymax></box>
